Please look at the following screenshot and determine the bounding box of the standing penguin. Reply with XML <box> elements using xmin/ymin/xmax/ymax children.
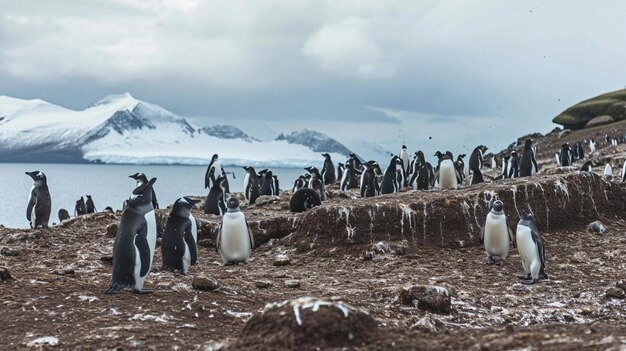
<box><xmin>75</xmin><ymin>197</ymin><xmax>87</xmax><ymax>216</ymax></box>
<box><xmin>25</xmin><ymin>171</ymin><xmax>51</xmax><ymax>229</ymax></box>
<box><xmin>519</xmin><ymin>139</ymin><xmax>538</xmax><ymax>177</ymax></box>
<box><xmin>360</xmin><ymin>162</ymin><xmax>379</xmax><ymax>197</ymax></box>
<box><xmin>161</xmin><ymin>197</ymin><xmax>200</xmax><ymax>275</ymax></box>
<box><xmin>58</xmin><ymin>209</ymin><xmax>70</xmax><ymax>222</ymax></box>
<box><xmin>259</xmin><ymin>170</ymin><xmax>275</xmax><ymax>196</ymax></box>
<box><xmin>435</xmin><ymin>152</ymin><xmax>462</xmax><ymax>190</ymax></box>
<box><xmin>621</xmin><ymin>162</ymin><xmax>626</xmax><ymax>182</ymax></box>
<box><xmin>575</xmin><ymin>141</ymin><xmax>584</xmax><ymax>161</ymax></box>
<box><xmin>242</xmin><ymin>166</ymin><xmax>261</xmax><ymax>205</ymax></box>
<box><xmin>347</xmin><ymin>153</ymin><xmax>364</xmax><ymax>173</ymax></box>
<box><xmin>399</xmin><ymin>145</ymin><xmax>410</xmax><ymax>178</ymax></box>
<box><xmin>480</xmin><ymin>200</ymin><xmax>515</xmax><ymax>265</ymax></box>
<box><xmin>86</xmin><ymin>195</ymin><xmax>96</xmax><ymax>214</ymax></box>
<box><xmin>105</xmin><ymin>178</ymin><xmax>158</xmax><ymax>294</ymax></box>
<box><xmin>470</xmin><ymin>168</ymin><xmax>484</xmax><ymax>185</ymax></box>
<box><xmin>130</xmin><ymin>173</ymin><xmax>159</xmax><ymax>209</ymax></box>
<box><xmin>604</xmin><ymin>163</ymin><xmax>613</xmax><ymax>181</ymax></box>
<box><xmin>292</xmin><ymin>175</ymin><xmax>307</xmax><ymax>192</ymax></box>
<box><xmin>501</xmin><ymin>155</ymin><xmax>511</xmax><ymax>179</ymax></box>
<box><xmin>411</xmin><ymin>151</ymin><xmax>430</xmax><ymax>190</ymax></box>
<box><xmin>204</xmin><ymin>175</ymin><xmax>227</xmax><ymax>215</ymax></box>
<box><xmin>306</xmin><ymin>166</ymin><xmax>326</xmax><ymax>201</ymax></box>
<box><xmin>588</xmin><ymin>138</ymin><xmax>597</xmax><ymax>153</ymax></box>
<box><xmin>272</xmin><ymin>175</ymin><xmax>280</xmax><ymax>196</ymax></box>
<box><xmin>204</xmin><ymin>154</ymin><xmax>222</xmax><ymax>190</ymax></box>
<box><xmin>381</xmin><ymin>156</ymin><xmax>400</xmax><ymax>194</ymax></box>
<box><xmin>491</xmin><ymin>155</ymin><xmax>498</xmax><ymax>170</ymax></box>
<box><xmin>216</xmin><ymin>198</ymin><xmax>254</xmax><ymax>265</ymax></box>
<box><xmin>289</xmin><ymin>188</ymin><xmax>322</xmax><ymax>213</ymax></box>
<box><xmin>340</xmin><ymin>163</ymin><xmax>359</xmax><ymax>191</ymax></box>
<box><xmin>558</xmin><ymin>143</ymin><xmax>572</xmax><ymax>167</ymax></box>
<box><xmin>515</xmin><ymin>211</ymin><xmax>548</xmax><ymax>284</ymax></box>
<box><xmin>455</xmin><ymin>154</ymin><xmax>466</xmax><ymax>183</ymax></box>
<box><xmin>337</xmin><ymin>162</ymin><xmax>344</xmax><ymax>182</ymax></box>
<box><xmin>508</xmin><ymin>151</ymin><xmax>520</xmax><ymax>179</ymax></box>
<box><xmin>469</xmin><ymin>145</ymin><xmax>487</xmax><ymax>172</ymax></box>
<box><xmin>321</xmin><ymin>153</ymin><xmax>336</xmax><ymax>185</ymax></box>
<box><xmin>579</xmin><ymin>161</ymin><xmax>593</xmax><ymax>173</ymax></box>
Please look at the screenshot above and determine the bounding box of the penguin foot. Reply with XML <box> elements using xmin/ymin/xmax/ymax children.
<box><xmin>496</xmin><ymin>260</ymin><xmax>505</xmax><ymax>266</ymax></box>
<box><xmin>518</xmin><ymin>274</ymin><xmax>531</xmax><ymax>280</ymax></box>
<box><xmin>521</xmin><ymin>279</ymin><xmax>536</xmax><ymax>285</ymax></box>
<box><xmin>132</xmin><ymin>288</ymin><xmax>154</xmax><ymax>294</ymax></box>
<box><xmin>486</xmin><ymin>257</ymin><xmax>496</xmax><ymax>265</ymax></box>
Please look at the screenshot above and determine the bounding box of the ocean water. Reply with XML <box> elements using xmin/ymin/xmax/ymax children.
<box><xmin>0</xmin><ymin>163</ymin><xmax>306</xmax><ymax>229</ymax></box>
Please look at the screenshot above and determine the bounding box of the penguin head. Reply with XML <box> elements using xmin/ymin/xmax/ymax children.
<box><xmin>211</xmin><ymin>154</ymin><xmax>219</xmax><ymax>161</ymax></box>
<box><xmin>128</xmin><ymin>177</ymin><xmax>157</xmax><ymax>206</ymax></box>
<box><xmin>457</xmin><ymin>154</ymin><xmax>466</xmax><ymax>160</ymax></box>
<box><xmin>305</xmin><ymin>166</ymin><xmax>319</xmax><ymax>176</ymax></box>
<box><xmin>434</xmin><ymin>151</ymin><xmax>443</xmax><ymax>159</ymax></box>
<box><xmin>25</xmin><ymin>171</ymin><xmax>47</xmax><ymax>185</ymax></box>
<box><xmin>520</xmin><ymin>209</ymin><xmax>535</xmax><ymax>221</ymax></box>
<box><xmin>226</xmin><ymin>197</ymin><xmax>240</xmax><ymax>211</ymax></box>
<box><xmin>322</xmin><ymin>153</ymin><xmax>330</xmax><ymax>159</ymax></box>
<box><xmin>443</xmin><ymin>151</ymin><xmax>454</xmax><ymax>160</ymax></box>
<box><xmin>349</xmin><ymin>152</ymin><xmax>357</xmax><ymax>159</ymax></box>
<box><xmin>492</xmin><ymin>200</ymin><xmax>504</xmax><ymax>212</ymax></box>
<box><xmin>172</xmin><ymin>196</ymin><xmax>200</xmax><ymax>216</ymax></box>
<box><xmin>86</xmin><ymin>194</ymin><xmax>92</xmax><ymax>200</ymax></box>
<box><xmin>129</xmin><ymin>172</ymin><xmax>148</xmax><ymax>184</ymax></box>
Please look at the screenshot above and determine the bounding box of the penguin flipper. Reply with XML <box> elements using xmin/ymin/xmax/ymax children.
<box><xmin>184</xmin><ymin>226</ymin><xmax>198</xmax><ymax>265</ymax></box>
<box><xmin>479</xmin><ymin>226</ymin><xmax>484</xmax><ymax>245</ymax></box>
<box><xmin>246</xmin><ymin>220</ymin><xmax>255</xmax><ymax>250</ymax></box>
<box><xmin>216</xmin><ymin>225</ymin><xmax>222</xmax><ymax>253</ymax></box>
<box><xmin>26</xmin><ymin>195</ymin><xmax>35</xmax><ymax>221</ymax></box>
<box><xmin>507</xmin><ymin>224</ymin><xmax>516</xmax><ymax>248</ymax></box>
<box><xmin>134</xmin><ymin>226</ymin><xmax>151</xmax><ymax>277</ymax></box>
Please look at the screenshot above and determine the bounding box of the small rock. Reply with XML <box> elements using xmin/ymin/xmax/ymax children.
<box><xmin>255</xmin><ymin>280</ymin><xmax>272</xmax><ymax>289</ymax></box>
<box><xmin>284</xmin><ymin>279</ymin><xmax>301</xmax><ymax>288</ymax></box>
<box><xmin>0</xmin><ymin>247</ymin><xmax>20</xmax><ymax>256</ymax></box>
<box><xmin>254</xmin><ymin>195</ymin><xmax>279</xmax><ymax>206</ymax></box>
<box><xmin>192</xmin><ymin>275</ymin><xmax>220</xmax><ymax>291</ymax></box>
<box><xmin>52</xmin><ymin>268</ymin><xmax>75</xmax><ymax>276</ymax></box>
<box><xmin>587</xmin><ymin>221</ymin><xmax>606</xmax><ymax>235</ymax></box>
<box><xmin>106</xmin><ymin>224</ymin><xmax>119</xmax><ymax>238</ymax></box>
<box><xmin>605</xmin><ymin>287</ymin><xmax>625</xmax><ymax>299</ymax></box>
<box><xmin>616</xmin><ymin>280</ymin><xmax>626</xmax><ymax>292</ymax></box>
<box><xmin>0</xmin><ymin>267</ymin><xmax>13</xmax><ymax>281</ymax></box>
<box><xmin>26</xmin><ymin>336</ymin><xmax>59</xmax><ymax>347</ymax></box>
<box><xmin>390</xmin><ymin>240</ymin><xmax>409</xmax><ymax>255</ymax></box>
<box><xmin>398</xmin><ymin>285</ymin><xmax>452</xmax><ymax>314</ymax></box>
<box><xmin>410</xmin><ymin>316</ymin><xmax>438</xmax><ymax>333</ymax></box>
<box><xmin>100</xmin><ymin>256</ymin><xmax>113</xmax><ymax>264</ymax></box>
<box><xmin>273</xmin><ymin>255</ymin><xmax>291</xmax><ymax>266</ymax></box>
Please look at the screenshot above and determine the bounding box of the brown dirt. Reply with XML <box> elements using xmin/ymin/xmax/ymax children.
<box><xmin>1</xmin><ymin>127</ymin><xmax>626</xmax><ymax>350</ymax></box>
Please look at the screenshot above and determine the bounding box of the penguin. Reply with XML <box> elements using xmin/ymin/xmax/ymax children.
<box><xmin>161</xmin><ymin>197</ymin><xmax>200</xmax><ymax>275</ymax></box>
<box><xmin>216</xmin><ymin>198</ymin><xmax>254</xmax><ymax>265</ymax></box>
<box><xmin>105</xmin><ymin>177</ymin><xmax>158</xmax><ymax>294</ymax></box>
<box><xmin>58</xmin><ymin>209</ymin><xmax>70</xmax><ymax>222</ymax></box>
<box><xmin>554</xmin><ymin>152</ymin><xmax>560</xmax><ymax>166</ymax></box>
<box><xmin>501</xmin><ymin>155</ymin><xmax>511</xmax><ymax>179</ymax></box>
<box><xmin>575</xmin><ymin>142</ymin><xmax>584</xmax><ymax>161</ymax></box>
<box><xmin>272</xmin><ymin>175</ymin><xmax>280</xmax><ymax>196</ymax></box>
<box><xmin>434</xmin><ymin>153</ymin><xmax>461</xmax><ymax>190</ymax></box>
<box><xmin>347</xmin><ymin>152</ymin><xmax>364</xmax><ymax>173</ymax></box>
<box><xmin>75</xmin><ymin>197</ymin><xmax>87</xmax><ymax>216</ymax></box>
<box><xmin>470</xmin><ymin>168</ymin><xmax>484</xmax><ymax>185</ymax></box>
<box><xmin>399</xmin><ymin>145</ymin><xmax>410</xmax><ymax>177</ymax></box>
<box><xmin>519</xmin><ymin>139</ymin><xmax>538</xmax><ymax>177</ymax></box>
<box><xmin>588</xmin><ymin>138</ymin><xmax>596</xmax><ymax>153</ymax></box>
<box><xmin>337</xmin><ymin>162</ymin><xmax>344</xmax><ymax>182</ymax></box>
<box><xmin>469</xmin><ymin>145</ymin><xmax>487</xmax><ymax>172</ymax></box>
<box><xmin>604</xmin><ymin>163</ymin><xmax>613</xmax><ymax>181</ymax></box>
<box><xmin>204</xmin><ymin>154</ymin><xmax>222</xmax><ymax>190</ymax></box>
<box><xmin>340</xmin><ymin>163</ymin><xmax>359</xmax><ymax>191</ymax></box>
<box><xmin>455</xmin><ymin>154</ymin><xmax>466</xmax><ymax>182</ymax></box>
<box><xmin>289</xmin><ymin>188</ymin><xmax>322</xmax><ymax>213</ymax></box>
<box><xmin>243</xmin><ymin>166</ymin><xmax>260</xmax><ymax>205</ymax></box>
<box><xmin>321</xmin><ymin>153</ymin><xmax>336</xmax><ymax>185</ymax></box>
<box><xmin>515</xmin><ymin>211</ymin><xmax>548</xmax><ymax>284</ymax></box>
<box><xmin>381</xmin><ymin>156</ymin><xmax>400</xmax><ymax>194</ymax></box>
<box><xmin>360</xmin><ymin>162</ymin><xmax>379</xmax><ymax>197</ymax></box>
<box><xmin>579</xmin><ymin>161</ymin><xmax>593</xmax><ymax>173</ymax></box>
<box><xmin>559</xmin><ymin>143</ymin><xmax>572</xmax><ymax>166</ymax></box>
<box><xmin>491</xmin><ymin>154</ymin><xmax>498</xmax><ymax>170</ymax></box>
<box><xmin>86</xmin><ymin>195</ymin><xmax>96</xmax><ymax>214</ymax></box>
<box><xmin>129</xmin><ymin>173</ymin><xmax>159</xmax><ymax>209</ymax></box>
<box><xmin>612</xmin><ymin>138</ymin><xmax>619</xmax><ymax>146</ymax></box>
<box><xmin>480</xmin><ymin>200</ymin><xmax>515</xmax><ymax>265</ymax></box>
<box><xmin>411</xmin><ymin>151</ymin><xmax>430</xmax><ymax>190</ymax></box>
<box><xmin>305</xmin><ymin>166</ymin><xmax>326</xmax><ymax>201</ymax></box>
<box><xmin>104</xmin><ymin>207</ymin><xmax>114</xmax><ymax>213</ymax></box>
<box><xmin>622</xmin><ymin>162</ymin><xmax>626</xmax><ymax>182</ymax></box>
<box><xmin>292</xmin><ymin>175</ymin><xmax>307</xmax><ymax>192</ymax></box>
<box><xmin>260</xmin><ymin>170</ymin><xmax>275</xmax><ymax>196</ymax></box>
<box><xmin>395</xmin><ymin>157</ymin><xmax>405</xmax><ymax>189</ymax></box>
<box><xmin>508</xmin><ymin>151</ymin><xmax>519</xmax><ymax>179</ymax></box>
<box><xmin>605</xmin><ymin>133</ymin><xmax>610</xmax><ymax>144</ymax></box>
<box><xmin>25</xmin><ymin>171</ymin><xmax>51</xmax><ymax>229</ymax></box>
<box><xmin>220</xmin><ymin>167</ymin><xmax>231</xmax><ymax>194</ymax></box>
<box><xmin>204</xmin><ymin>175</ymin><xmax>227</xmax><ymax>215</ymax></box>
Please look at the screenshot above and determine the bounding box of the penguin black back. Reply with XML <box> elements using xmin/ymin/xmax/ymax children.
<box><xmin>243</xmin><ymin>166</ymin><xmax>261</xmax><ymax>205</ymax></box>
<box><xmin>381</xmin><ymin>156</ymin><xmax>399</xmax><ymax>194</ymax></box>
<box><xmin>25</xmin><ymin>171</ymin><xmax>51</xmax><ymax>229</ymax></box>
<box><xmin>289</xmin><ymin>188</ymin><xmax>322</xmax><ymax>213</ymax></box>
<box><xmin>306</xmin><ymin>166</ymin><xmax>326</xmax><ymax>201</ymax></box>
<box><xmin>321</xmin><ymin>153</ymin><xmax>336</xmax><ymax>185</ymax></box>
<box><xmin>58</xmin><ymin>208</ymin><xmax>70</xmax><ymax>222</ymax></box>
<box><xmin>260</xmin><ymin>170</ymin><xmax>275</xmax><ymax>196</ymax></box>
<box><xmin>86</xmin><ymin>195</ymin><xmax>96</xmax><ymax>213</ymax></box>
<box><xmin>75</xmin><ymin>197</ymin><xmax>87</xmax><ymax>216</ymax></box>
<box><xmin>162</xmin><ymin>197</ymin><xmax>200</xmax><ymax>274</ymax></box>
<box><xmin>519</xmin><ymin>139</ymin><xmax>538</xmax><ymax>177</ymax></box>
<box><xmin>204</xmin><ymin>175</ymin><xmax>227</xmax><ymax>215</ymax></box>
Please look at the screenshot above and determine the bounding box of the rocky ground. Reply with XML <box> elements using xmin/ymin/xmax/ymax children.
<box><xmin>2</xmin><ymin>124</ymin><xmax>626</xmax><ymax>350</ymax></box>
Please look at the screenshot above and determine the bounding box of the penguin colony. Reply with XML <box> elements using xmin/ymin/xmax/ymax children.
<box><xmin>21</xmin><ymin>133</ymin><xmax>623</xmax><ymax>293</ymax></box>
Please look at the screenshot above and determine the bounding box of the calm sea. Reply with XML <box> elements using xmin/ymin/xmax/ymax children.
<box><xmin>0</xmin><ymin>163</ymin><xmax>306</xmax><ymax>229</ymax></box>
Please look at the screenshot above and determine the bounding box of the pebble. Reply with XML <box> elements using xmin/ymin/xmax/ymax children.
<box><xmin>273</xmin><ymin>255</ymin><xmax>291</xmax><ymax>266</ymax></box>
<box><xmin>0</xmin><ymin>247</ymin><xmax>20</xmax><ymax>256</ymax></box>
<box><xmin>284</xmin><ymin>279</ymin><xmax>301</xmax><ymax>288</ymax></box>
<box><xmin>52</xmin><ymin>268</ymin><xmax>75</xmax><ymax>276</ymax></box>
<box><xmin>0</xmin><ymin>266</ymin><xmax>13</xmax><ymax>281</ymax></box>
<box><xmin>605</xmin><ymin>287</ymin><xmax>625</xmax><ymax>299</ymax></box>
<box><xmin>192</xmin><ymin>276</ymin><xmax>220</xmax><ymax>291</ymax></box>
<box><xmin>398</xmin><ymin>285</ymin><xmax>452</xmax><ymax>314</ymax></box>
<box><xmin>255</xmin><ymin>280</ymin><xmax>272</xmax><ymax>289</ymax></box>
<box><xmin>26</xmin><ymin>336</ymin><xmax>59</xmax><ymax>347</ymax></box>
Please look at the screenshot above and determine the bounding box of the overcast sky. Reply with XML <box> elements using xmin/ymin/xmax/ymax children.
<box><xmin>2</xmin><ymin>0</ymin><xmax>626</xmax><ymax>156</ymax></box>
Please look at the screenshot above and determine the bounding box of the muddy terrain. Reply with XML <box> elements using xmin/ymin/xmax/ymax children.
<box><xmin>1</xmin><ymin>124</ymin><xmax>626</xmax><ymax>350</ymax></box>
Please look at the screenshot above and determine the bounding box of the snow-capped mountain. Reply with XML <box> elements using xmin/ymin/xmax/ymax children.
<box><xmin>0</xmin><ymin>93</ymin><xmax>364</xmax><ymax>167</ymax></box>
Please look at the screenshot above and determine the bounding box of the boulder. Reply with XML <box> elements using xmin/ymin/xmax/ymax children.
<box><xmin>398</xmin><ymin>285</ymin><xmax>452</xmax><ymax>314</ymax></box>
<box><xmin>192</xmin><ymin>275</ymin><xmax>220</xmax><ymax>291</ymax></box>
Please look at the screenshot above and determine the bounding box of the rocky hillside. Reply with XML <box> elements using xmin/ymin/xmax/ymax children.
<box><xmin>553</xmin><ymin>89</ymin><xmax>626</xmax><ymax>130</ymax></box>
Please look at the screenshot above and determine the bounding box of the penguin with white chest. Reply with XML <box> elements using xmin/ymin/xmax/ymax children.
<box><xmin>161</xmin><ymin>197</ymin><xmax>200</xmax><ymax>275</ymax></box>
<box><xmin>105</xmin><ymin>177</ymin><xmax>158</xmax><ymax>294</ymax></box>
<box><xmin>515</xmin><ymin>211</ymin><xmax>548</xmax><ymax>284</ymax></box>
<box><xmin>242</xmin><ymin>166</ymin><xmax>261</xmax><ymax>205</ymax></box>
<box><xmin>216</xmin><ymin>198</ymin><xmax>255</xmax><ymax>265</ymax></box>
<box><xmin>381</xmin><ymin>156</ymin><xmax>400</xmax><ymax>194</ymax></box>
<box><xmin>480</xmin><ymin>200</ymin><xmax>515</xmax><ymax>265</ymax></box>
<box><xmin>434</xmin><ymin>152</ymin><xmax>462</xmax><ymax>190</ymax></box>
<box><xmin>25</xmin><ymin>171</ymin><xmax>51</xmax><ymax>229</ymax></box>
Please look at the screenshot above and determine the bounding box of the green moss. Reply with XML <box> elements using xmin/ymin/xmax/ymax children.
<box><xmin>552</xmin><ymin>89</ymin><xmax>626</xmax><ymax>129</ymax></box>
